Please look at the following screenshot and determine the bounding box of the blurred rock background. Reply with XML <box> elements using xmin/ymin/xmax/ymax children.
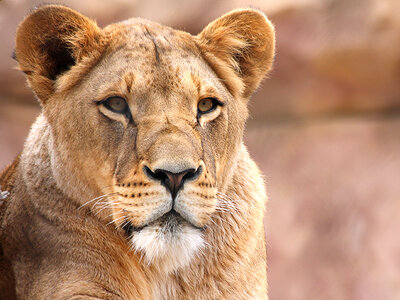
<box><xmin>1</xmin><ymin>0</ymin><xmax>399</xmax><ymax>299</ymax></box>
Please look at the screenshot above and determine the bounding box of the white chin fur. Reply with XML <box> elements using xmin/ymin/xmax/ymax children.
<box><xmin>131</xmin><ymin>223</ymin><xmax>205</xmax><ymax>274</ymax></box>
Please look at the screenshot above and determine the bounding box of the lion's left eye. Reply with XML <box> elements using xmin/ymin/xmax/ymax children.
<box><xmin>198</xmin><ymin>98</ymin><xmax>219</xmax><ymax>114</ymax></box>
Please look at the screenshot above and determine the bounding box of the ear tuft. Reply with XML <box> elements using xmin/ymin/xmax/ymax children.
<box><xmin>198</xmin><ymin>8</ymin><xmax>275</xmax><ymax>98</ymax></box>
<box><xmin>15</xmin><ymin>5</ymin><xmax>103</xmax><ymax>103</ymax></box>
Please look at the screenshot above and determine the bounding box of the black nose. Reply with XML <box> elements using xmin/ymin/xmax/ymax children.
<box><xmin>144</xmin><ymin>166</ymin><xmax>202</xmax><ymax>199</ymax></box>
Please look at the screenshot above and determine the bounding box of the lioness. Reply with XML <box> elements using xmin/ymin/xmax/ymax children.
<box><xmin>0</xmin><ymin>5</ymin><xmax>275</xmax><ymax>299</ymax></box>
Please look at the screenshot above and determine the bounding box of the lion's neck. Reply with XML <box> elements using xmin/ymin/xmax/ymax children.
<box><xmin>20</xmin><ymin>114</ymin><xmax>58</xmax><ymax>201</ymax></box>
<box><xmin>20</xmin><ymin>114</ymin><xmax>103</xmax><ymax>213</ymax></box>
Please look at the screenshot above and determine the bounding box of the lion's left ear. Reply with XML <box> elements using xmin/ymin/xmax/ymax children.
<box><xmin>197</xmin><ymin>8</ymin><xmax>275</xmax><ymax>98</ymax></box>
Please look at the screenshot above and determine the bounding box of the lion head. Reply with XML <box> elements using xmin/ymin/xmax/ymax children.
<box><xmin>15</xmin><ymin>5</ymin><xmax>274</xmax><ymax>272</ymax></box>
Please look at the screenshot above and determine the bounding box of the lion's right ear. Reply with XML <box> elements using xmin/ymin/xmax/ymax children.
<box><xmin>15</xmin><ymin>5</ymin><xmax>103</xmax><ymax>103</ymax></box>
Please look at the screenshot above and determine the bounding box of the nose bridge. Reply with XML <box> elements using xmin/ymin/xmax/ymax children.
<box><xmin>139</xmin><ymin>117</ymin><xmax>201</xmax><ymax>173</ymax></box>
<box><xmin>150</xmin><ymin>130</ymin><xmax>198</xmax><ymax>172</ymax></box>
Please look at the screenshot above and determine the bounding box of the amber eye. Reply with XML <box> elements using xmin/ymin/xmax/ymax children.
<box><xmin>96</xmin><ymin>96</ymin><xmax>132</xmax><ymax>122</ymax></box>
<box><xmin>102</xmin><ymin>96</ymin><xmax>128</xmax><ymax>113</ymax></box>
<box><xmin>198</xmin><ymin>98</ymin><xmax>219</xmax><ymax>114</ymax></box>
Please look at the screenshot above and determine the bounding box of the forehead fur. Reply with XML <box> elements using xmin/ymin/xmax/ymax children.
<box><xmin>57</xmin><ymin>18</ymin><xmax>224</xmax><ymax>98</ymax></box>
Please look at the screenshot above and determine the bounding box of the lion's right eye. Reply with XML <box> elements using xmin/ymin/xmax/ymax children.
<box><xmin>102</xmin><ymin>96</ymin><xmax>129</xmax><ymax>114</ymax></box>
<box><xmin>96</xmin><ymin>96</ymin><xmax>132</xmax><ymax>123</ymax></box>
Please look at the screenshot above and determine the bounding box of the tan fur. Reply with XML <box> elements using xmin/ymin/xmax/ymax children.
<box><xmin>1</xmin><ymin>5</ymin><xmax>275</xmax><ymax>299</ymax></box>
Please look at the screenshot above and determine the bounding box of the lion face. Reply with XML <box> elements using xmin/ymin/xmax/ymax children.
<box><xmin>54</xmin><ymin>26</ymin><xmax>243</xmax><ymax>268</ymax></box>
<box><xmin>15</xmin><ymin>6</ymin><xmax>274</xmax><ymax>271</ymax></box>
<box><xmin>92</xmin><ymin>27</ymin><xmax>230</xmax><ymax>230</ymax></box>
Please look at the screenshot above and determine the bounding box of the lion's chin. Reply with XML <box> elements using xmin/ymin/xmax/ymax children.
<box><xmin>129</xmin><ymin>212</ymin><xmax>206</xmax><ymax>273</ymax></box>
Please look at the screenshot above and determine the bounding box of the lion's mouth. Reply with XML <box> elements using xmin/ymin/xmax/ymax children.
<box><xmin>121</xmin><ymin>210</ymin><xmax>203</xmax><ymax>237</ymax></box>
<box><xmin>127</xmin><ymin>209</ymin><xmax>207</xmax><ymax>271</ymax></box>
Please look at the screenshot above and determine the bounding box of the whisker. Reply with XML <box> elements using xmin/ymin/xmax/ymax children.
<box><xmin>107</xmin><ymin>215</ymin><xmax>126</xmax><ymax>226</ymax></box>
<box><xmin>216</xmin><ymin>199</ymin><xmax>245</xmax><ymax>215</ymax></box>
<box><xmin>94</xmin><ymin>201</ymin><xmax>120</xmax><ymax>216</ymax></box>
<box><xmin>79</xmin><ymin>192</ymin><xmax>118</xmax><ymax>210</ymax></box>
